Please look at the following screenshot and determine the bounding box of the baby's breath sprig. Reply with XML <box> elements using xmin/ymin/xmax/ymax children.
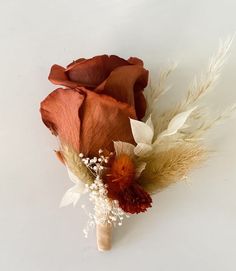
<box><xmin>79</xmin><ymin>149</ymin><xmax>129</xmax><ymax>238</ymax></box>
<box><xmin>79</xmin><ymin>149</ymin><xmax>110</xmax><ymax>177</ymax></box>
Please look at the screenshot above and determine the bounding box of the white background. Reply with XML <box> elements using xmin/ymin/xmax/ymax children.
<box><xmin>0</xmin><ymin>0</ymin><xmax>236</xmax><ymax>270</ymax></box>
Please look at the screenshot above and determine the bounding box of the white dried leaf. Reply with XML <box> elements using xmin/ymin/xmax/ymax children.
<box><xmin>130</xmin><ymin>118</ymin><xmax>154</xmax><ymax>145</ymax></box>
<box><xmin>146</xmin><ymin>115</ymin><xmax>154</xmax><ymax>131</ymax></box>
<box><xmin>60</xmin><ymin>184</ymin><xmax>85</xmax><ymax>207</ymax></box>
<box><xmin>158</xmin><ymin>107</ymin><xmax>197</xmax><ymax>139</ymax></box>
<box><xmin>60</xmin><ymin>167</ymin><xmax>87</xmax><ymax>208</ymax></box>
<box><xmin>113</xmin><ymin>141</ymin><xmax>135</xmax><ymax>157</ymax></box>
<box><xmin>134</xmin><ymin>143</ymin><xmax>153</xmax><ymax>157</ymax></box>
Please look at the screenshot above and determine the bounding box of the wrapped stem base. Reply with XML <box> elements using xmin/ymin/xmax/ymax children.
<box><xmin>96</xmin><ymin>223</ymin><xmax>112</xmax><ymax>251</ymax></box>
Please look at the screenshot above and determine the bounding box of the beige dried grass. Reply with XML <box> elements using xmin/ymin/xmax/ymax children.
<box><xmin>61</xmin><ymin>145</ymin><xmax>94</xmax><ymax>184</ymax></box>
<box><xmin>138</xmin><ymin>144</ymin><xmax>206</xmax><ymax>193</ymax></box>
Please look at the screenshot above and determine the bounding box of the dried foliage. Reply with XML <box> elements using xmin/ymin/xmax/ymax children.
<box><xmin>138</xmin><ymin>144</ymin><xmax>206</xmax><ymax>193</ymax></box>
<box><xmin>61</xmin><ymin>145</ymin><xmax>94</xmax><ymax>184</ymax></box>
<box><xmin>137</xmin><ymin>37</ymin><xmax>235</xmax><ymax>194</ymax></box>
<box><xmin>145</xmin><ymin>38</ymin><xmax>234</xmax><ymax>140</ymax></box>
<box><xmin>144</xmin><ymin>63</ymin><xmax>177</xmax><ymax>119</ymax></box>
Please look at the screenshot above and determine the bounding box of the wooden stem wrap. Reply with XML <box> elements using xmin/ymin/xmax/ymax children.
<box><xmin>96</xmin><ymin>223</ymin><xmax>112</xmax><ymax>251</ymax></box>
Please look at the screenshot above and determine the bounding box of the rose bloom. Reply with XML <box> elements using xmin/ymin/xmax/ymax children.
<box><xmin>40</xmin><ymin>54</ymin><xmax>151</xmax><ymax>213</ymax></box>
<box><xmin>40</xmin><ymin>55</ymin><xmax>148</xmax><ymax>157</ymax></box>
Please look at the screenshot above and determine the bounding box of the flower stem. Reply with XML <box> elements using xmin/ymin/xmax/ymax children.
<box><xmin>96</xmin><ymin>223</ymin><xmax>112</xmax><ymax>251</ymax></box>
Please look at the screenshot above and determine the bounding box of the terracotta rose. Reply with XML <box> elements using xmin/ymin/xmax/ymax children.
<box><xmin>40</xmin><ymin>55</ymin><xmax>148</xmax><ymax>157</ymax></box>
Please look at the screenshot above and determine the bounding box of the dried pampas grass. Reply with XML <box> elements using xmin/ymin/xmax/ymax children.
<box><xmin>144</xmin><ymin>63</ymin><xmax>177</xmax><ymax>119</ymax></box>
<box><xmin>146</xmin><ymin>37</ymin><xmax>234</xmax><ymax>140</ymax></box>
<box><xmin>138</xmin><ymin>144</ymin><xmax>206</xmax><ymax>193</ymax></box>
<box><xmin>137</xmin><ymin>37</ymin><xmax>235</xmax><ymax>194</ymax></box>
<box><xmin>181</xmin><ymin>103</ymin><xmax>236</xmax><ymax>142</ymax></box>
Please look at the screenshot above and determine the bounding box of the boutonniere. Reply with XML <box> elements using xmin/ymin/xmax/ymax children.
<box><xmin>40</xmin><ymin>38</ymin><xmax>235</xmax><ymax>251</ymax></box>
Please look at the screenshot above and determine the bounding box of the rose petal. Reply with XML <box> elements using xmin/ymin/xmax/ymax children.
<box><xmin>66</xmin><ymin>58</ymin><xmax>86</xmax><ymax>68</ymax></box>
<box><xmin>102</xmin><ymin>65</ymin><xmax>148</xmax><ymax>119</ymax></box>
<box><xmin>127</xmin><ymin>57</ymin><xmax>144</xmax><ymax>66</ymax></box>
<box><xmin>79</xmin><ymin>89</ymin><xmax>136</xmax><ymax>156</ymax></box>
<box><xmin>134</xmin><ymin>91</ymin><xmax>147</xmax><ymax>119</ymax></box>
<box><xmin>47</xmin><ymin>55</ymin><xmax>148</xmax><ymax>119</ymax></box>
<box><xmin>40</xmin><ymin>87</ymin><xmax>136</xmax><ymax>157</ymax></box>
<box><xmin>48</xmin><ymin>65</ymin><xmax>79</xmax><ymax>88</ymax></box>
<box><xmin>65</xmin><ymin>55</ymin><xmax>129</xmax><ymax>89</ymax></box>
<box><xmin>40</xmin><ymin>88</ymin><xmax>84</xmax><ymax>153</ymax></box>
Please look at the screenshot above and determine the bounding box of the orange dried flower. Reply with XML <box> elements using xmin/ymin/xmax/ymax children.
<box><xmin>109</xmin><ymin>154</ymin><xmax>135</xmax><ymax>190</ymax></box>
<box><xmin>106</xmin><ymin>154</ymin><xmax>152</xmax><ymax>214</ymax></box>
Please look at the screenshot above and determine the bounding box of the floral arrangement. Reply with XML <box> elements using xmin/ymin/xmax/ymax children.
<box><xmin>40</xmin><ymin>38</ymin><xmax>235</xmax><ymax>251</ymax></box>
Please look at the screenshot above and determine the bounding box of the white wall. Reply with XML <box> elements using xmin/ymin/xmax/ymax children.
<box><xmin>0</xmin><ymin>0</ymin><xmax>236</xmax><ymax>270</ymax></box>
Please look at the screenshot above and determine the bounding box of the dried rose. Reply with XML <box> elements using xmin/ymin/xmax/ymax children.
<box><xmin>40</xmin><ymin>55</ymin><xmax>149</xmax><ymax>157</ymax></box>
<box><xmin>48</xmin><ymin>55</ymin><xmax>148</xmax><ymax>119</ymax></box>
